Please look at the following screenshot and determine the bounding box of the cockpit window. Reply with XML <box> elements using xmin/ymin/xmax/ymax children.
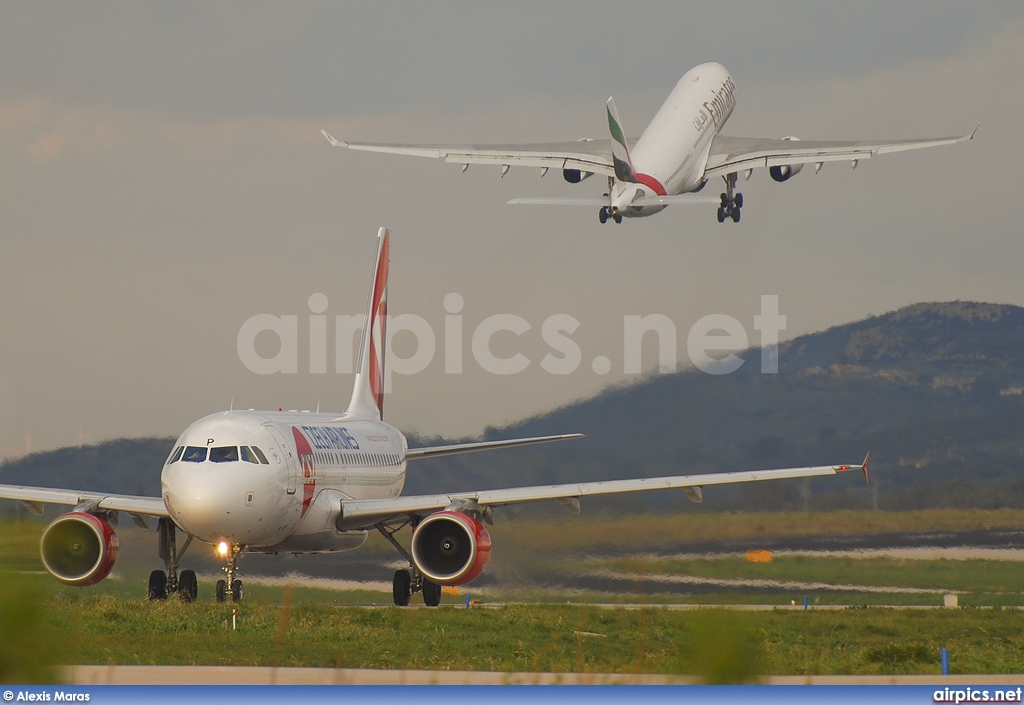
<box><xmin>182</xmin><ymin>446</ymin><xmax>208</xmax><ymax>463</ymax></box>
<box><xmin>209</xmin><ymin>446</ymin><xmax>240</xmax><ymax>463</ymax></box>
<box><xmin>166</xmin><ymin>446</ymin><xmax>184</xmax><ymax>465</ymax></box>
<box><xmin>250</xmin><ymin>446</ymin><xmax>270</xmax><ymax>464</ymax></box>
<box><xmin>240</xmin><ymin>446</ymin><xmax>259</xmax><ymax>464</ymax></box>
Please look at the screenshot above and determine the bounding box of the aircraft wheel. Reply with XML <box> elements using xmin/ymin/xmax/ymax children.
<box><xmin>215</xmin><ymin>579</ymin><xmax>227</xmax><ymax>603</ymax></box>
<box><xmin>613</xmin><ymin>213</ymin><xmax>622</xmax><ymax>224</ymax></box>
<box><xmin>734</xmin><ymin>193</ymin><xmax>743</xmax><ymax>209</ymax></box>
<box><xmin>717</xmin><ymin>207</ymin><xmax>726</xmax><ymax>223</ymax></box>
<box><xmin>732</xmin><ymin>208</ymin><xmax>741</xmax><ymax>223</ymax></box>
<box><xmin>392</xmin><ymin>569</ymin><xmax>411</xmax><ymax>607</ymax></box>
<box><xmin>148</xmin><ymin>570</ymin><xmax>167</xmax><ymax>600</ymax></box>
<box><xmin>598</xmin><ymin>207</ymin><xmax>608</xmax><ymax>224</ymax></box>
<box><xmin>179</xmin><ymin>569</ymin><xmax>198</xmax><ymax>603</ymax></box>
<box><xmin>231</xmin><ymin>579</ymin><xmax>243</xmax><ymax>602</ymax></box>
<box><xmin>422</xmin><ymin>578</ymin><xmax>442</xmax><ymax>607</ymax></box>
<box><xmin>720</xmin><ymin>193</ymin><xmax>729</xmax><ymax>208</ymax></box>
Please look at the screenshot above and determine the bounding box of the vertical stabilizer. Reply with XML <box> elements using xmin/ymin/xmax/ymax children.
<box><xmin>606</xmin><ymin>96</ymin><xmax>636</xmax><ymax>183</ymax></box>
<box><xmin>346</xmin><ymin>227</ymin><xmax>390</xmax><ymax>420</ymax></box>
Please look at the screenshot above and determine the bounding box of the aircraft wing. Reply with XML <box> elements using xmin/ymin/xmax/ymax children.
<box><xmin>336</xmin><ymin>457</ymin><xmax>869</xmax><ymax>529</ymax></box>
<box><xmin>0</xmin><ymin>484</ymin><xmax>169</xmax><ymax>518</ymax></box>
<box><xmin>704</xmin><ymin>128</ymin><xmax>976</xmax><ymax>178</ymax></box>
<box><xmin>406</xmin><ymin>433</ymin><xmax>584</xmax><ymax>461</ymax></box>
<box><xmin>322</xmin><ymin>129</ymin><xmax>617</xmax><ymax>176</ymax></box>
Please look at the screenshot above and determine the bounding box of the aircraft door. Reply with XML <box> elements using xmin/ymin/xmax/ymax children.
<box><xmin>263</xmin><ymin>423</ymin><xmax>299</xmax><ymax>495</ymax></box>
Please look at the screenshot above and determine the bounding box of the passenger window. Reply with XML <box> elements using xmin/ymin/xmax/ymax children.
<box><xmin>240</xmin><ymin>446</ymin><xmax>259</xmax><ymax>464</ymax></box>
<box><xmin>209</xmin><ymin>446</ymin><xmax>239</xmax><ymax>463</ymax></box>
<box><xmin>182</xmin><ymin>446</ymin><xmax>208</xmax><ymax>463</ymax></box>
<box><xmin>166</xmin><ymin>446</ymin><xmax>184</xmax><ymax>465</ymax></box>
<box><xmin>251</xmin><ymin>446</ymin><xmax>270</xmax><ymax>464</ymax></box>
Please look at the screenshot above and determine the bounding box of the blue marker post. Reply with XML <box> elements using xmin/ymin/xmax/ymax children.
<box><xmin>803</xmin><ymin>596</ymin><xmax>809</xmax><ymax>610</ymax></box>
<box><xmin>941</xmin><ymin>648</ymin><xmax>949</xmax><ymax>675</ymax></box>
<box><xmin>465</xmin><ymin>594</ymin><xmax>471</xmax><ymax>608</ymax></box>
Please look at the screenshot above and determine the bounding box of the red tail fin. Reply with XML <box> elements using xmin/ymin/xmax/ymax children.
<box><xmin>346</xmin><ymin>228</ymin><xmax>390</xmax><ymax>420</ymax></box>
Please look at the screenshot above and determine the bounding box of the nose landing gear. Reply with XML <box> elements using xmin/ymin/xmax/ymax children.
<box><xmin>599</xmin><ymin>206</ymin><xmax>622</xmax><ymax>224</ymax></box>
<box><xmin>215</xmin><ymin>541</ymin><xmax>245</xmax><ymax>603</ymax></box>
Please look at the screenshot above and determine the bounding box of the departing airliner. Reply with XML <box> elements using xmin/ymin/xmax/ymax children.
<box><xmin>0</xmin><ymin>228</ymin><xmax>867</xmax><ymax>605</ymax></box>
<box><xmin>323</xmin><ymin>62</ymin><xmax>975</xmax><ymax>224</ymax></box>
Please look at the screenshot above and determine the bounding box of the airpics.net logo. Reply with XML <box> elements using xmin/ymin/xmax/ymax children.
<box><xmin>237</xmin><ymin>293</ymin><xmax>787</xmax><ymax>388</ymax></box>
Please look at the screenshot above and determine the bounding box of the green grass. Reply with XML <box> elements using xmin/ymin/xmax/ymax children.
<box><xmin>590</xmin><ymin>555</ymin><xmax>1024</xmax><ymax>596</ymax></box>
<box><xmin>494</xmin><ymin>507</ymin><xmax>1024</xmax><ymax>551</ymax></box>
<box><xmin>16</xmin><ymin>578</ymin><xmax>1024</xmax><ymax>678</ymax></box>
<box><xmin>6</xmin><ymin>509</ymin><xmax>1024</xmax><ymax>679</ymax></box>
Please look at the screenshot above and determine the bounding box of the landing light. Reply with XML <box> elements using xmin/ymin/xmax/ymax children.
<box><xmin>216</xmin><ymin>541</ymin><xmax>230</xmax><ymax>558</ymax></box>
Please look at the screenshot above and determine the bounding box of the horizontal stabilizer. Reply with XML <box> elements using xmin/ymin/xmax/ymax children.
<box><xmin>508</xmin><ymin>197</ymin><xmax>611</xmax><ymax>207</ymax></box>
<box><xmin>632</xmin><ymin>194</ymin><xmax>721</xmax><ymax>206</ymax></box>
<box><xmin>406</xmin><ymin>433</ymin><xmax>584</xmax><ymax>461</ymax></box>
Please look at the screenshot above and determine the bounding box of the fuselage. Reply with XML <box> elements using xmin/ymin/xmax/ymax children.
<box><xmin>612</xmin><ymin>62</ymin><xmax>736</xmax><ymax>217</ymax></box>
<box><xmin>161</xmin><ymin>409</ymin><xmax>407</xmax><ymax>551</ymax></box>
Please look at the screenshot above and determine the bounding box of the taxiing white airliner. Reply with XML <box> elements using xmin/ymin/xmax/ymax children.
<box><xmin>0</xmin><ymin>228</ymin><xmax>867</xmax><ymax>605</ymax></box>
<box><xmin>323</xmin><ymin>62</ymin><xmax>975</xmax><ymax>224</ymax></box>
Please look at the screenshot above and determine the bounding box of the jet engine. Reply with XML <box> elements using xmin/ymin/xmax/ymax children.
<box><xmin>769</xmin><ymin>163</ymin><xmax>804</xmax><ymax>182</ymax></box>
<box><xmin>769</xmin><ymin>136</ymin><xmax>804</xmax><ymax>182</ymax></box>
<box><xmin>410</xmin><ymin>511</ymin><xmax>491</xmax><ymax>586</ymax></box>
<box><xmin>40</xmin><ymin>512</ymin><xmax>119</xmax><ymax>587</ymax></box>
<box><xmin>562</xmin><ymin>168</ymin><xmax>592</xmax><ymax>184</ymax></box>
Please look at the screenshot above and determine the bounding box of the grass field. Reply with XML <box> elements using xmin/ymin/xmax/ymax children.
<box><xmin>5</xmin><ymin>573</ymin><xmax>1024</xmax><ymax>681</ymax></box>
<box><xmin>4</xmin><ymin>509</ymin><xmax>1024</xmax><ymax>682</ymax></box>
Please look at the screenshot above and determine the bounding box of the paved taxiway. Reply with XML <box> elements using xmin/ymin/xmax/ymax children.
<box><xmin>68</xmin><ymin>665</ymin><xmax>1024</xmax><ymax>686</ymax></box>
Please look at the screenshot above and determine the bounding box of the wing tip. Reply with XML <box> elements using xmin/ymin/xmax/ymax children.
<box><xmin>320</xmin><ymin>129</ymin><xmax>347</xmax><ymax>147</ymax></box>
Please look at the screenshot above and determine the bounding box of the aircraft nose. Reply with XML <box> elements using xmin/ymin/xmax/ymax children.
<box><xmin>163</xmin><ymin>464</ymin><xmax>242</xmax><ymax>538</ymax></box>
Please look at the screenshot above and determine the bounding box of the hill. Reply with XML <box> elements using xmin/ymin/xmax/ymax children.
<box><xmin>406</xmin><ymin>301</ymin><xmax>1024</xmax><ymax>512</ymax></box>
<box><xmin>3</xmin><ymin>301</ymin><xmax>1024</xmax><ymax>515</ymax></box>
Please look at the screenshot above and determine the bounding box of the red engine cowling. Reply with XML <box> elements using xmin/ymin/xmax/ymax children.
<box><xmin>40</xmin><ymin>512</ymin><xmax>119</xmax><ymax>587</ymax></box>
<box><xmin>410</xmin><ymin>511</ymin><xmax>491</xmax><ymax>586</ymax></box>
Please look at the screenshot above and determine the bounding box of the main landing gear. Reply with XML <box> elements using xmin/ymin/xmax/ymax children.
<box><xmin>377</xmin><ymin>523</ymin><xmax>442</xmax><ymax>607</ymax></box>
<box><xmin>148</xmin><ymin>518</ymin><xmax>198</xmax><ymax>602</ymax></box>
<box><xmin>717</xmin><ymin>172</ymin><xmax>742</xmax><ymax>223</ymax></box>
<box><xmin>215</xmin><ymin>541</ymin><xmax>245</xmax><ymax>603</ymax></box>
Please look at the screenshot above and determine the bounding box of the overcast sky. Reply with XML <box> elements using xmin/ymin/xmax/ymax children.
<box><xmin>0</xmin><ymin>2</ymin><xmax>1021</xmax><ymax>456</ymax></box>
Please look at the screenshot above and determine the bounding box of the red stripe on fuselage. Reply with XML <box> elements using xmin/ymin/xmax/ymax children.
<box><xmin>291</xmin><ymin>426</ymin><xmax>316</xmax><ymax>517</ymax></box>
<box><xmin>634</xmin><ymin>173</ymin><xmax>667</xmax><ymax>196</ymax></box>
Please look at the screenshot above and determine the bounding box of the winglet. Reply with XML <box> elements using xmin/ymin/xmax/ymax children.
<box><xmin>321</xmin><ymin>129</ymin><xmax>347</xmax><ymax>147</ymax></box>
<box><xmin>606</xmin><ymin>97</ymin><xmax>636</xmax><ymax>183</ymax></box>
<box><xmin>967</xmin><ymin>124</ymin><xmax>979</xmax><ymax>141</ymax></box>
<box><xmin>834</xmin><ymin>452</ymin><xmax>870</xmax><ymax>485</ymax></box>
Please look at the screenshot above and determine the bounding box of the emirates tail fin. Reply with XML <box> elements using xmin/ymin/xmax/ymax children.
<box><xmin>607</xmin><ymin>96</ymin><xmax>637</xmax><ymax>183</ymax></box>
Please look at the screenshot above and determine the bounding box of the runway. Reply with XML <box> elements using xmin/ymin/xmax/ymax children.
<box><xmin>66</xmin><ymin>665</ymin><xmax>1024</xmax><ymax>686</ymax></box>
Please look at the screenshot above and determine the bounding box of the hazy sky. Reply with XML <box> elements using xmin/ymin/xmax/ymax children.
<box><xmin>1</xmin><ymin>2</ymin><xmax>1022</xmax><ymax>456</ymax></box>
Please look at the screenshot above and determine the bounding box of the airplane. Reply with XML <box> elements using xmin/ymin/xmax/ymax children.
<box><xmin>0</xmin><ymin>227</ymin><xmax>868</xmax><ymax>605</ymax></box>
<box><xmin>322</xmin><ymin>62</ymin><xmax>975</xmax><ymax>225</ymax></box>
